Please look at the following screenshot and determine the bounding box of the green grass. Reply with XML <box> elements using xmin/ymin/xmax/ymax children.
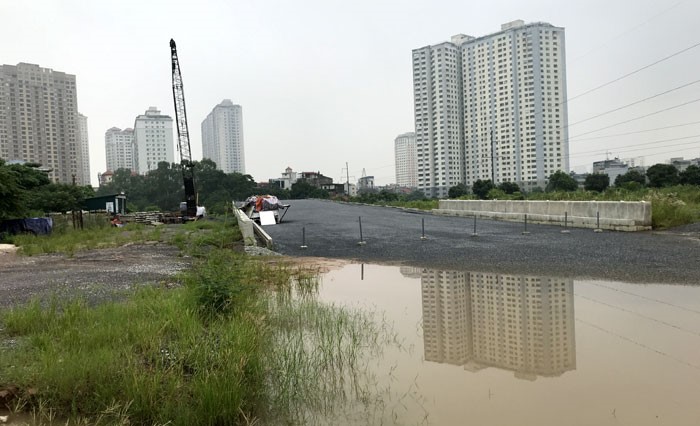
<box><xmin>0</xmin><ymin>248</ymin><xmax>392</xmax><ymax>425</ymax></box>
<box><xmin>6</xmin><ymin>223</ymin><xmax>162</xmax><ymax>257</ymax></box>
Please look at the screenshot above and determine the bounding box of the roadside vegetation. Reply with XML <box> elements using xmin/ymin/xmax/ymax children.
<box><xmin>0</xmin><ymin>219</ymin><xmax>393</xmax><ymax>425</ymax></box>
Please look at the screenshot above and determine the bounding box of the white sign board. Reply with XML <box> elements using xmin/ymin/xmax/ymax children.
<box><xmin>259</xmin><ymin>211</ymin><xmax>276</xmax><ymax>226</ymax></box>
<box><xmin>106</xmin><ymin>202</ymin><xmax>114</xmax><ymax>213</ymax></box>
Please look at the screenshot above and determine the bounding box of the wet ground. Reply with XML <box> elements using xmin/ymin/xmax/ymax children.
<box><xmin>319</xmin><ymin>263</ymin><xmax>700</xmax><ymax>426</ymax></box>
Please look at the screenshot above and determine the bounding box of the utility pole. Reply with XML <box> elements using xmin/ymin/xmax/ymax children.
<box><xmin>346</xmin><ymin>162</ymin><xmax>350</xmax><ymax>195</ymax></box>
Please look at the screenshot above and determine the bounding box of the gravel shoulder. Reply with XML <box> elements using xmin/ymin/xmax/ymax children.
<box><xmin>0</xmin><ymin>243</ymin><xmax>190</xmax><ymax>309</ymax></box>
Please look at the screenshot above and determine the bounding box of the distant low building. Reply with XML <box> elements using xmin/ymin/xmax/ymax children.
<box><xmin>669</xmin><ymin>157</ymin><xmax>699</xmax><ymax>172</ymax></box>
<box><xmin>298</xmin><ymin>171</ymin><xmax>333</xmax><ymax>188</ymax></box>
<box><xmin>98</xmin><ymin>170</ymin><xmax>114</xmax><ymax>186</ymax></box>
<box><xmin>358</xmin><ymin>175</ymin><xmax>375</xmax><ymax>192</ymax></box>
<box><xmin>592</xmin><ymin>157</ymin><xmax>628</xmax><ymax>184</ymax></box>
<box><xmin>269</xmin><ymin>166</ymin><xmax>299</xmax><ymax>190</ymax></box>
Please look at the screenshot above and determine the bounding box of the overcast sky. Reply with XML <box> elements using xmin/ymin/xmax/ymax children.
<box><xmin>2</xmin><ymin>0</ymin><xmax>699</xmax><ymax>186</ymax></box>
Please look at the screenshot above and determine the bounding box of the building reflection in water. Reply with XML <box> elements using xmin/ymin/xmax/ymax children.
<box><xmin>417</xmin><ymin>269</ymin><xmax>576</xmax><ymax>380</ymax></box>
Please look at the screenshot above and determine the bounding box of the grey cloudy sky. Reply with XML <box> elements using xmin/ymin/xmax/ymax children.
<box><xmin>2</xmin><ymin>0</ymin><xmax>699</xmax><ymax>186</ymax></box>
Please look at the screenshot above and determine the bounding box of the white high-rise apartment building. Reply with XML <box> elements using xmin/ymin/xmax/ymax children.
<box><xmin>0</xmin><ymin>63</ymin><xmax>86</xmax><ymax>184</ymax></box>
<box><xmin>413</xmin><ymin>20</ymin><xmax>569</xmax><ymax>197</ymax></box>
<box><xmin>395</xmin><ymin>132</ymin><xmax>418</xmax><ymax>188</ymax></box>
<box><xmin>77</xmin><ymin>113</ymin><xmax>91</xmax><ymax>185</ymax></box>
<box><xmin>105</xmin><ymin>127</ymin><xmax>135</xmax><ymax>172</ymax></box>
<box><xmin>133</xmin><ymin>107</ymin><xmax>174</xmax><ymax>174</ymax></box>
<box><xmin>201</xmin><ymin>99</ymin><xmax>245</xmax><ymax>174</ymax></box>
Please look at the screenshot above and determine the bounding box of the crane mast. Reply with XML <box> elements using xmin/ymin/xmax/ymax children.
<box><xmin>169</xmin><ymin>38</ymin><xmax>197</xmax><ymax>219</ymax></box>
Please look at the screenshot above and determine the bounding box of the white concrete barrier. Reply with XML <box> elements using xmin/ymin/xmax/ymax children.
<box><xmin>232</xmin><ymin>204</ymin><xmax>257</xmax><ymax>246</ymax></box>
<box><xmin>434</xmin><ymin>200</ymin><xmax>652</xmax><ymax>231</ymax></box>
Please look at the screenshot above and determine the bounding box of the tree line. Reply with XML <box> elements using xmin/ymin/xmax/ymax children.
<box><xmin>446</xmin><ymin>163</ymin><xmax>700</xmax><ymax>200</ymax></box>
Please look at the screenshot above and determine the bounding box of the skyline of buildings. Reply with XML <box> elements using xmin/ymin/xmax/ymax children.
<box><xmin>412</xmin><ymin>20</ymin><xmax>569</xmax><ymax>197</ymax></box>
<box><xmin>420</xmin><ymin>269</ymin><xmax>576</xmax><ymax>380</ymax></box>
<box><xmin>201</xmin><ymin>99</ymin><xmax>245</xmax><ymax>174</ymax></box>
<box><xmin>0</xmin><ymin>62</ymin><xmax>87</xmax><ymax>184</ymax></box>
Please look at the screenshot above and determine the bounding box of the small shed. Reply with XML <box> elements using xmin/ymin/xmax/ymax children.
<box><xmin>84</xmin><ymin>193</ymin><xmax>127</xmax><ymax>214</ymax></box>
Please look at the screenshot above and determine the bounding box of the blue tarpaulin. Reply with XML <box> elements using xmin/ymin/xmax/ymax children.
<box><xmin>0</xmin><ymin>217</ymin><xmax>53</xmax><ymax>236</ymax></box>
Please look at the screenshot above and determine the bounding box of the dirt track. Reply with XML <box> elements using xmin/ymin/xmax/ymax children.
<box><xmin>0</xmin><ymin>243</ymin><xmax>190</xmax><ymax>309</ymax></box>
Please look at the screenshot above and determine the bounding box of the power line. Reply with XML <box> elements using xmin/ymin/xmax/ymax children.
<box><xmin>569</xmin><ymin>134</ymin><xmax>700</xmax><ymax>157</ymax></box>
<box><xmin>566</xmin><ymin>79</ymin><xmax>700</xmax><ymax>129</ymax></box>
<box><xmin>577</xmin><ymin>318</ymin><xmax>700</xmax><ymax>371</ymax></box>
<box><xmin>569</xmin><ymin>1</ymin><xmax>687</xmax><ymax>63</ymax></box>
<box><xmin>568</xmin><ymin>145</ymin><xmax>700</xmax><ymax>170</ymax></box>
<box><xmin>568</xmin><ymin>96</ymin><xmax>700</xmax><ymax>139</ymax></box>
<box><xmin>569</xmin><ymin>120</ymin><xmax>700</xmax><ymax>142</ymax></box>
<box><xmin>567</xmin><ymin>40</ymin><xmax>700</xmax><ymax>104</ymax></box>
<box><xmin>585</xmin><ymin>282</ymin><xmax>700</xmax><ymax>316</ymax></box>
<box><xmin>575</xmin><ymin>293</ymin><xmax>700</xmax><ymax>338</ymax></box>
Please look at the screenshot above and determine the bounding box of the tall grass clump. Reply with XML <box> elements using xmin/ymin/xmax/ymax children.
<box><xmin>0</xmin><ymin>249</ymin><xmax>394</xmax><ymax>425</ymax></box>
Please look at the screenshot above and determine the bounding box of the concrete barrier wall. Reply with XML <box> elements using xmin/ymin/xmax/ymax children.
<box><xmin>435</xmin><ymin>200</ymin><xmax>651</xmax><ymax>231</ymax></box>
<box><xmin>232</xmin><ymin>204</ymin><xmax>257</xmax><ymax>246</ymax></box>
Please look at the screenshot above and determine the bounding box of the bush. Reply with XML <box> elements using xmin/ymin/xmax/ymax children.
<box><xmin>448</xmin><ymin>183</ymin><xmax>469</xmax><ymax>198</ymax></box>
<box><xmin>472</xmin><ymin>180</ymin><xmax>495</xmax><ymax>199</ymax></box>
<box><xmin>546</xmin><ymin>171</ymin><xmax>578</xmax><ymax>192</ymax></box>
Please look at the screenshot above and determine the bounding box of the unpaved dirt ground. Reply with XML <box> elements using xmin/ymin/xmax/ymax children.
<box><xmin>0</xmin><ymin>243</ymin><xmax>191</xmax><ymax>309</ymax></box>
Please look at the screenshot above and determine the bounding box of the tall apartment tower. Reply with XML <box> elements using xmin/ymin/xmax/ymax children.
<box><xmin>412</xmin><ymin>20</ymin><xmax>569</xmax><ymax>197</ymax></box>
<box><xmin>105</xmin><ymin>127</ymin><xmax>135</xmax><ymax>172</ymax></box>
<box><xmin>201</xmin><ymin>99</ymin><xmax>245</xmax><ymax>174</ymax></box>
<box><xmin>77</xmin><ymin>113</ymin><xmax>91</xmax><ymax>185</ymax></box>
<box><xmin>0</xmin><ymin>63</ymin><xmax>86</xmax><ymax>184</ymax></box>
<box><xmin>133</xmin><ymin>107</ymin><xmax>174</xmax><ymax>174</ymax></box>
<box><xmin>395</xmin><ymin>132</ymin><xmax>418</xmax><ymax>188</ymax></box>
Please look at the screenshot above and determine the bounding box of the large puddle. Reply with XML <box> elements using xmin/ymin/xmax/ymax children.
<box><xmin>319</xmin><ymin>263</ymin><xmax>700</xmax><ymax>426</ymax></box>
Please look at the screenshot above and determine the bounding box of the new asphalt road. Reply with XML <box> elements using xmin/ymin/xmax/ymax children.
<box><xmin>262</xmin><ymin>199</ymin><xmax>700</xmax><ymax>284</ymax></box>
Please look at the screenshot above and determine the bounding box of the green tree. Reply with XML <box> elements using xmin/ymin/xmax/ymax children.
<box><xmin>584</xmin><ymin>173</ymin><xmax>610</xmax><ymax>192</ymax></box>
<box><xmin>680</xmin><ymin>165</ymin><xmax>700</xmax><ymax>186</ymax></box>
<box><xmin>290</xmin><ymin>181</ymin><xmax>329</xmax><ymax>199</ymax></box>
<box><xmin>448</xmin><ymin>183</ymin><xmax>469</xmax><ymax>198</ymax></box>
<box><xmin>498</xmin><ymin>181</ymin><xmax>520</xmax><ymax>194</ymax></box>
<box><xmin>0</xmin><ymin>160</ymin><xmax>52</xmax><ymax>219</ymax></box>
<box><xmin>614</xmin><ymin>169</ymin><xmax>646</xmax><ymax>188</ymax></box>
<box><xmin>472</xmin><ymin>179</ymin><xmax>495</xmax><ymax>199</ymax></box>
<box><xmin>546</xmin><ymin>170</ymin><xmax>578</xmax><ymax>192</ymax></box>
<box><xmin>27</xmin><ymin>183</ymin><xmax>87</xmax><ymax>213</ymax></box>
<box><xmin>646</xmin><ymin>164</ymin><xmax>679</xmax><ymax>188</ymax></box>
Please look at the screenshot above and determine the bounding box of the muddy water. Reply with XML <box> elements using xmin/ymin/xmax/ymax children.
<box><xmin>319</xmin><ymin>263</ymin><xmax>700</xmax><ymax>426</ymax></box>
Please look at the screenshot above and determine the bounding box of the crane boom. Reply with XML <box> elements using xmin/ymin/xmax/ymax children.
<box><xmin>169</xmin><ymin>38</ymin><xmax>197</xmax><ymax>219</ymax></box>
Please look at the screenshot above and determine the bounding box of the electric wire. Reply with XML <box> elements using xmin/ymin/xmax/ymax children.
<box><xmin>569</xmin><ymin>120</ymin><xmax>700</xmax><ymax>142</ymax></box>
<box><xmin>574</xmin><ymin>293</ymin><xmax>700</xmax><ymax>338</ymax></box>
<box><xmin>569</xmin><ymin>0</ymin><xmax>687</xmax><ymax>63</ymax></box>
<box><xmin>565</xmin><ymin>79</ymin><xmax>700</xmax><ymax>129</ymax></box>
<box><xmin>569</xmin><ymin>136</ymin><xmax>700</xmax><ymax>158</ymax></box>
<box><xmin>585</xmin><ymin>282</ymin><xmax>700</xmax><ymax>315</ymax></box>
<box><xmin>567</xmin><ymin>96</ymin><xmax>700</xmax><ymax>139</ymax></box>
<box><xmin>566</xmin><ymin>40</ymin><xmax>700</xmax><ymax>104</ymax></box>
<box><xmin>577</xmin><ymin>318</ymin><xmax>700</xmax><ymax>371</ymax></box>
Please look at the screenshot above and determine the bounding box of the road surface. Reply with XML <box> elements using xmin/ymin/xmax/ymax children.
<box><xmin>262</xmin><ymin>199</ymin><xmax>699</xmax><ymax>284</ymax></box>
